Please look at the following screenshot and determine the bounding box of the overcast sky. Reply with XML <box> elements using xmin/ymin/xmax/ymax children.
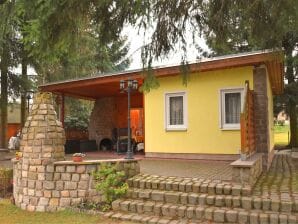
<box><xmin>122</xmin><ymin>25</ymin><xmax>210</xmax><ymax>70</ymax></box>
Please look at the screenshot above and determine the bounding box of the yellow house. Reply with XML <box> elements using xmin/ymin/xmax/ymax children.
<box><xmin>40</xmin><ymin>50</ymin><xmax>284</xmax><ymax>169</ymax></box>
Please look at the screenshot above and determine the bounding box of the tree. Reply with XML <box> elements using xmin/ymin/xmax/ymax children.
<box><xmin>0</xmin><ymin>0</ymin><xmax>16</xmax><ymax>148</ymax></box>
<box><xmin>15</xmin><ymin>1</ymin><xmax>298</xmax><ymax>146</ymax></box>
<box><xmin>201</xmin><ymin>0</ymin><xmax>298</xmax><ymax>146</ymax></box>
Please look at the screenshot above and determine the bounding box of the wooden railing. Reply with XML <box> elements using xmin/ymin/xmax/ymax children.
<box><xmin>240</xmin><ymin>80</ymin><xmax>255</xmax><ymax>159</ymax></box>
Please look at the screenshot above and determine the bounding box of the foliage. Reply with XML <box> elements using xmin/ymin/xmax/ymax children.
<box><xmin>64</xmin><ymin>98</ymin><xmax>93</xmax><ymax>131</ymax></box>
<box><xmin>92</xmin><ymin>164</ymin><xmax>128</xmax><ymax>211</ymax></box>
<box><xmin>0</xmin><ymin>168</ymin><xmax>13</xmax><ymax>179</ymax></box>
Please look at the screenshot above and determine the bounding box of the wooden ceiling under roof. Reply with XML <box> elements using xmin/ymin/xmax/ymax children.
<box><xmin>39</xmin><ymin>51</ymin><xmax>284</xmax><ymax>99</ymax></box>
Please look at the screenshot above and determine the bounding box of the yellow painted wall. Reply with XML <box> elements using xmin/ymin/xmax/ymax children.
<box><xmin>144</xmin><ymin>66</ymin><xmax>254</xmax><ymax>155</ymax></box>
<box><xmin>266</xmin><ymin>70</ymin><xmax>275</xmax><ymax>151</ymax></box>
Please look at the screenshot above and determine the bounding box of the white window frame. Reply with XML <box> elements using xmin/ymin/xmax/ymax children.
<box><xmin>164</xmin><ymin>91</ymin><xmax>187</xmax><ymax>131</ymax></box>
<box><xmin>219</xmin><ymin>87</ymin><xmax>244</xmax><ymax>130</ymax></box>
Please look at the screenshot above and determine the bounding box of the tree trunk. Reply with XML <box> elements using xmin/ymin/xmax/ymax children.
<box><xmin>289</xmin><ymin>99</ymin><xmax>298</xmax><ymax>147</ymax></box>
<box><xmin>285</xmin><ymin>48</ymin><xmax>298</xmax><ymax>147</ymax></box>
<box><xmin>0</xmin><ymin>45</ymin><xmax>9</xmax><ymax>148</ymax></box>
<box><xmin>21</xmin><ymin>50</ymin><xmax>27</xmax><ymax>127</ymax></box>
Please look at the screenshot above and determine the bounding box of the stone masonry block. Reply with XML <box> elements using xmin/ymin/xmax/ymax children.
<box><xmin>262</xmin><ymin>198</ymin><xmax>271</xmax><ymax>210</ymax></box>
<box><xmin>232</xmin><ymin>185</ymin><xmax>242</xmax><ymax>196</ymax></box>
<box><xmin>204</xmin><ymin>208</ymin><xmax>214</xmax><ymax>221</ymax></box>
<box><xmin>279</xmin><ymin>214</ymin><xmax>288</xmax><ymax>223</ymax></box>
<box><xmin>195</xmin><ymin>207</ymin><xmax>204</xmax><ymax>220</ymax></box>
<box><xmin>226</xmin><ymin>210</ymin><xmax>238</xmax><ymax>223</ymax></box>
<box><xmin>238</xmin><ymin>211</ymin><xmax>248</xmax><ymax>224</ymax></box>
<box><xmin>215</xmin><ymin>195</ymin><xmax>224</xmax><ymax>207</ymax></box>
<box><xmin>214</xmin><ymin>209</ymin><xmax>225</xmax><ymax>223</ymax></box>
<box><xmin>164</xmin><ymin>192</ymin><xmax>180</xmax><ymax>204</ymax></box>
<box><xmin>281</xmin><ymin>200</ymin><xmax>292</xmax><ymax>212</ymax></box>
<box><xmin>269</xmin><ymin>213</ymin><xmax>279</xmax><ymax>224</ymax></box>
<box><xmin>151</xmin><ymin>191</ymin><xmax>164</xmax><ymax>202</ymax></box>
<box><xmin>206</xmin><ymin>195</ymin><xmax>215</xmax><ymax>205</ymax></box>
<box><xmin>186</xmin><ymin>206</ymin><xmax>195</xmax><ymax>219</ymax></box>
<box><xmin>271</xmin><ymin>199</ymin><xmax>280</xmax><ymax>212</ymax></box>
<box><xmin>253</xmin><ymin>197</ymin><xmax>262</xmax><ymax>209</ymax></box>
<box><xmin>188</xmin><ymin>193</ymin><xmax>198</xmax><ymax>205</ymax></box>
<box><xmin>139</xmin><ymin>190</ymin><xmax>151</xmax><ymax>199</ymax></box>
<box><xmin>250</xmin><ymin>212</ymin><xmax>259</xmax><ymax>224</ymax></box>
<box><xmin>200</xmin><ymin>183</ymin><xmax>208</xmax><ymax>193</ymax></box>
<box><xmin>232</xmin><ymin>196</ymin><xmax>241</xmax><ymax>207</ymax></box>
<box><xmin>198</xmin><ymin>194</ymin><xmax>207</xmax><ymax>205</ymax></box>
<box><xmin>241</xmin><ymin>197</ymin><xmax>252</xmax><ymax>210</ymax></box>
<box><xmin>180</xmin><ymin>193</ymin><xmax>188</xmax><ymax>204</ymax></box>
<box><xmin>208</xmin><ymin>183</ymin><xmax>216</xmax><ymax>195</ymax></box>
<box><xmin>223</xmin><ymin>185</ymin><xmax>232</xmax><ymax>195</ymax></box>
<box><xmin>177</xmin><ymin>206</ymin><xmax>186</xmax><ymax>218</ymax></box>
<box><xmin>192</xmin><ymin>183</ymin><xmax>200</xmax><ymax>193</ymax></box>
<box><xmin>66</xmin><ymin>165</ymin><xmax>76</xmax><ymax>173</ymax></box>
<box><xmin>215</xmin><ymin>184</ymin><xmax>224</xmax><ymax>194</ymax></box>
<box><xmin>259</xmin><ymin>213</ymin><xmax>269</xmax><ymax>224</ymax></box>
<box><xmin>143</xmin><ymin>202</ymin><xmax>154</xmax><ymax>213</ymax></box>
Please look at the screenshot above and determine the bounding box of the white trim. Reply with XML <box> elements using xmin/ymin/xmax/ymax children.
<box><xmin>164</xmin><ymin>91</ymin><xmax>188</xmax><ymax>131</ymax></box>
<box><xmin>219</xmin><ymin>87</ymin><xmax>244</xmax><ymax>130</ymax></box>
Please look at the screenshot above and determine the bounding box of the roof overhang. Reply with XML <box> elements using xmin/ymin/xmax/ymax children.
<box><xmin>39</xmin><ymin>50</ymin><xmax>284</xmax><ymax>99</ymax></box>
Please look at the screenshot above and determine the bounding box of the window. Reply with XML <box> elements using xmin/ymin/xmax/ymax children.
<box><xmin>165</xmin><ymin>92</ymin><xmax>187</xmax><ymax>131</ymax></box>
<box><xmin>220</xmin><ymin>88</ymin><xmax>244</xmax><ymax>130</ymax></box>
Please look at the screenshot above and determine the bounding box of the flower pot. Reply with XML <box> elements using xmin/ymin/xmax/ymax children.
<box><xmin>15</xmin><ymin>156</ymin><xmax>20</xmax><ymax>160</ymax></box>
<box><xmin>72</xmin><ymin>156</ymin><xmax>83</xmax><ymax>162</ymax></box>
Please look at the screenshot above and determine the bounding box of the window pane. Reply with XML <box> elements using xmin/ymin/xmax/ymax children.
<box><xmin>169</xmin><ymin>96</ymin><xmax>183</xmax><ymax>125</ymax></box>
<box><xmin>225</xmin><ymin>92</ymin><xmax>241</xmax><ymax>124</ymax></box>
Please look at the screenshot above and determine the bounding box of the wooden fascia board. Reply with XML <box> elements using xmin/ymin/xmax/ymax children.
<box><xmin>39</xmin><ymin>52</ymin><xmax>283</xmax><ymax>94</ymax></box>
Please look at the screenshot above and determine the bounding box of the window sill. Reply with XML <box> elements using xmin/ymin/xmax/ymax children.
<box><xmin>220</xmin><ymin>127</ymin><xmax>240</xmax><ymax>131</ymax></box>
<box><xmin>165</xmin><ymin>127</ymin><xmax>187</xmax><ymax>132</ymax></box>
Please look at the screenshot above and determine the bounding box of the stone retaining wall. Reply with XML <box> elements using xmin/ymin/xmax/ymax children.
<box><xmin>13</xmin><ymin>92</ymin><xmax>140</xmax><ymax>212</ymax></box>
<box><xmin>13</xmin><ymin>159</ymin><xmax>139</xmax><ymax>212</ymax></box>
<box><xmin>230</xmin><ymin>153</ymin><xmax>263</xmax><ymax>186</ymax></box>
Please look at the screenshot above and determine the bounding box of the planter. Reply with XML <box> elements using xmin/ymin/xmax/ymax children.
<box><xmin>72</xmin><ymin>156</ymin><xmax>83</xmax><ymax>162</ymax></box>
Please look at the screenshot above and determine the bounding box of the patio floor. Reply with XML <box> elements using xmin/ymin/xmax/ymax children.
<box><xmin>1</xmin><ymin>150</ymin><xmax>233</xmax><ymax>181</ymax></box>
<box><xmin>66</xmin><ymin>151</ymin><xmax>233</xmax><ymax>181</ymax></box>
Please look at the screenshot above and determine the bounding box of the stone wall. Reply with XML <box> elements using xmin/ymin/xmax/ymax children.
<box><xmin>13</xmin><ymin>159</ymin><xmax>139</xmax><ymax>212</ymax></box>
<box><xmin>230</xmin><ymin>153</ymin><xmax>263</xmax><ymax>186</ymax></box>
<box><xmin>13</xmin><ymin>92</ymin><xmax>140</xmax><ymax>212</ymax></box>
<box><xmin>88</xmin><ymin>97</ymin><xmax>116</xmax><ymax>147</ymax></box>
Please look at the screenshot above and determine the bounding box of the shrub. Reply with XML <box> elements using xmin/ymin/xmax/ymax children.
<box><xmin>92</xmin><ymin>163</ymin><xmax>128</xmax><ymax>211</ymax></box>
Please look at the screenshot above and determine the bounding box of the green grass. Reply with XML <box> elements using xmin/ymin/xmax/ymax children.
<box><xmin>274</xmin><ymin>124</ymin><xmax>290</xmax><ymax>146</ymax></box>
<box><xmin>0</xmin><ymin>199</ymin><xmax>132</xmax><ymax>224</ymax></box>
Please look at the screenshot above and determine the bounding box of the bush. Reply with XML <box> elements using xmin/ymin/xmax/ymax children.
<box><xmin>92</xmin><ymin>164</ymin><xmax>128</xmax><ymax>211</ymax></box>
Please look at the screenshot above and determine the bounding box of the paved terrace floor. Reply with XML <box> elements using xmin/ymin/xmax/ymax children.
<box><xmin>253</xmin><ymin>150</ymin><xmax>298</xmax><ymax>202</ymax></box>
<box><xmin>66</xmin><ymin>151</ymin><xmax>233</xmax><ymax>181</ymax></box>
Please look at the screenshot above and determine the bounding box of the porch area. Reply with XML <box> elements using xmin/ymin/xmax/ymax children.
<box><xmin>64</xmin><ymin>151</ymin><xmax>233</xmax><ymax>181</ymax></box>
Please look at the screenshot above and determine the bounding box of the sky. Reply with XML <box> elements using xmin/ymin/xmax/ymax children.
<box><xmin>122</xmin><ymin>25</ymin><xmax>210</xmax><ymax>70</ymax></box>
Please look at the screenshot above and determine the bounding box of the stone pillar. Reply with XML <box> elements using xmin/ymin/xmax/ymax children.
<box><xmin>13</xmin><ymin>92</ymin><xmax>65</xmax><ymax>211</ymax></box>
<box><xmin>253</xmin><ymin>66</ymin><xmax>271</xmax><ymax>170</ymax></box>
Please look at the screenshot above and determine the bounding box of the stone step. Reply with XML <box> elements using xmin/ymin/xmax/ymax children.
<box><xmin>127</xmin><ymin>174</ymin><xmax>251</xmax><ymax>196</ymax></box>
<box><xmin>112</xmin><ymin>199</ymin><xmax>298</xmax><ymax>223</ymax></box>
<box><xmin>104</xmin><ymin>210</ymin><xmax>208</xmax><ymax>224</ymax></box>
<box><xmin>126</xmin><ymin>188</ymin><xmax>298</xmax><ymax>213</ymax></box>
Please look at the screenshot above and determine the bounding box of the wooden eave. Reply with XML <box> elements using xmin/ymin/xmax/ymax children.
<box><xmin>39</xmin><ymin>51</ymin><xmax>284</xmax><ymax>99</ymax></box>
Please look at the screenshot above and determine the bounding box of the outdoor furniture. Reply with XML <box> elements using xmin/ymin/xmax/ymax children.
<box><xmin>116</xmin><ymin>128</ymin><xmax>136</xmax><ymax>154</ymax></box>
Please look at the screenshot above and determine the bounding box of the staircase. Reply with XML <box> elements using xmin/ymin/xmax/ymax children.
<box><xmin>106</xmin><ymin>174</ymin><xmax>298</xmax><ymax>223</ymax></box>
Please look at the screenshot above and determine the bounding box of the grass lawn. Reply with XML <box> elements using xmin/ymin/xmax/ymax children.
<box><xmin>0</xmin><ymin>199</ymin><xmax>132</xmax><ymax>224</ymax></box>
<box><xmin>274</xmin><ymin>124</ymin><xmax>290</xmax><ymax>146</ymax></box>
